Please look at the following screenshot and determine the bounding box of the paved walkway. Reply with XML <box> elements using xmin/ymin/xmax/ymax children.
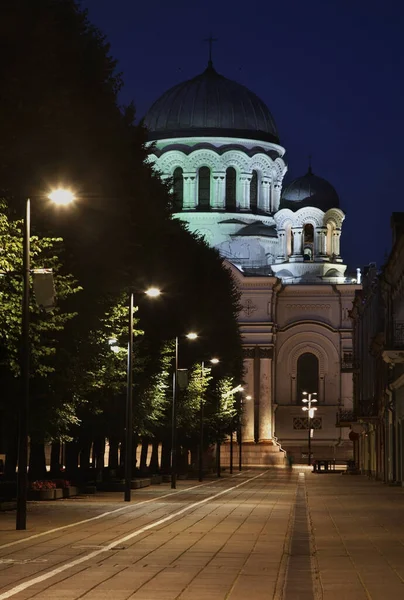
<box><xmin>0</xmin><ymin>469</ymin><xmax>403</xmax><ymax>599</ymax></box>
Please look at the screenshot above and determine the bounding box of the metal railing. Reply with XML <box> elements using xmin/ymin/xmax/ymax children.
<box><xmin>393</xmin><ymin>321</ymin><xmax>404</xmax><ymax>349</ymax></box>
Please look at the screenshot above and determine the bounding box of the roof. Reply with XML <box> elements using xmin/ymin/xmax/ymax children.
<box><xmin>144</xmin><ymin>64</ymin><xmax>279</xmax><ymax>144</ymax></box>
<box><xmin>280</xmin><ymin>167</ymin><xmax>339</xmax><ymax>212</ymax></box>
<box><xmin>233</xmin><ymin>222</ymin><xmax>278</xmax><ymax>238</ymax></box>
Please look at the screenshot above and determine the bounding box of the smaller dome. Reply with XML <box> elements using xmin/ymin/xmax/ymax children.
<box><xmin>235</xmin><ymin>222</ymin><xmax>278</xmax><ymax>238</ymax></box>
<box><xmin>280</xmin><ymin>167</ymin><xmax>339</xmax><ymax>212</ymax></box>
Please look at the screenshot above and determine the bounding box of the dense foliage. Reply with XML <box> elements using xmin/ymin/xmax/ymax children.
<box><xmin>0</xmin><ymin>0</ymin><xmax>243</xmax><ymax>479</ymax></box>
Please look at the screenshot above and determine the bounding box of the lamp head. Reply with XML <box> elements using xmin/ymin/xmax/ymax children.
<box><xmin>186</xmin><ymin>332</ymin><xmax>198</xmax><ymax>340</ymax></box>
<box><xmin>48</xmin><ymin>188</ymin><xmax>76</xmax><ymax>206</ymax></box>
<box><xmin>246</xmin><ymin>395</ymin><xmax>252</xmax><ymax>400</ymax></box>
<box><xmin>302</xmin><ymin>391</ymin><xmax>308</xmax><ymax>396</ymax></box>
<box><xmin>145</xmin><ymin>287</ymin><xmax>161</xmax><ymax>298</ymax></box>
<box><xmin>210</xmin><ymin>357</ymin><xmax>219</xmax><ymax>364</ymax></box>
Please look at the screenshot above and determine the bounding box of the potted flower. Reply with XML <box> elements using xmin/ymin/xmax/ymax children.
<box><xmin>28</xmin><ymin>480</ymin><xmax>56</xmax><ymax>500</ymax></box>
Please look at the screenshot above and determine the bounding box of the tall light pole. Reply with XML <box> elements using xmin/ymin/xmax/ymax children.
<box><xmin>302</xmin><ymin>391</ymin><xmax>317</xmax><ymax>466</ymax></box>
<box><xmin>239</xmin><ymin>393</ymin><xmax>251</xmax><ymax>472</ymax></box>
<box><xmin>16</xmin><ymin>189</ymin><xmax>76</xmax><ymax>531</ymax></box>
<box><xmin>199</xmin><ymin>357</ymin><xmax>219</xmax><ymax>482</ymax></box>
<box><xmin>124</xmin><ymin>287</ymin><xmax>161</xmax><ymax>502</ymax></box>
<box><xmin>171</xmin><ymin>332</ymin><xmax>198</xmax><ymax>490</ymax></box>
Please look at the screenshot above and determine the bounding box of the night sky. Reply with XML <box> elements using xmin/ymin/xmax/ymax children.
<box><xmin>83</xmin><ymin>0</ymin><xmax>404</xmax><ymax>272</ymax></box>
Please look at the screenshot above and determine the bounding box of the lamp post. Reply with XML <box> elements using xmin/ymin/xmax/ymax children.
<box><xmin>171</xmin><ymin>332</ymin><xmax>198</xmax><ymax>490</ymax></box>
<box><xmin>239</xmin><ymin>393</ymin><xmax>251</xmax><ymax>472</ymax></box>
<box><xmin>16</xmin><ymin>189</ymin><xmax>75</xmax><ymax>531</ymax></box>
<box><xmin>302</xmin><ymin>391</ymin><xmax>317</xmax><ymax>466</ymax></box>
<box><xmin>124</xmin><ymin>287</ymin><xmax>161</xmax><ymax>502</ymax></box>
<box><xmin>199</xmin><ymin>357</ymin><xmax>219</xmax><ymax>482</ymax></box>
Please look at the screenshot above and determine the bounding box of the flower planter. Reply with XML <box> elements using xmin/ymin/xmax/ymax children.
<box><xmin>54</xmin><ymin>488</ymin><xmax>63</xmax><ymax>500</ymax></box>
<box><xmin>63</xmin><ymin>486</ymin><xmax>79</xmax><ymax>498</ymax></box>
<box><xmin>28</xmin><ymin>489</ymin><xmax>55</xmax><ymax>501</ymax></box>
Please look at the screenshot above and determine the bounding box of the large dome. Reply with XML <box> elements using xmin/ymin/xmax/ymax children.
<box><xmin>280</xmin><ymin>168</ymin><xmax>339</xmax><ymax>212</ymax></box>
<box><xmin>144</xmin><ymin>64</ymin><xmax>279</xmax><ymax>144</ymax></box>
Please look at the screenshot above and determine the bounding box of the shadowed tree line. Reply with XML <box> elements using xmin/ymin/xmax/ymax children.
<box><xmin>0</xmin><ymin>0</ymin><xmax>243</xmax><ymax>483</ymax></box>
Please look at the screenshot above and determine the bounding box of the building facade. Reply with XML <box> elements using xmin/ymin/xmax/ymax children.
<box><xmin>351</xmin><ymin>214</ymin><xmax>404</xmax><ymax>483</ymax></box>
<box><xmin>145</xmin><ymin>61</ymin><xmax>359</xmax><ymax>463</ymax></box>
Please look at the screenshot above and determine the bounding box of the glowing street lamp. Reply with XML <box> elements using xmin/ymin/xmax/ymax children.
<box><xmin>124</xmin><ymin>287</ymin><xmax>161</xmax><ymax>502</ymax></box>
<box><xmin>302</xmin><ymin>391</ymin><xmax>317</xmax><ymax>466</ymax></box>
<box><xmin>16</xmin><ymin>188</ymin><xmax>75</xmax><ymax>531</ymax></box>
<box><xmin>171</xmin><ymin>332</ymin><xmax>198</xmax><ymax>489</ymax></box>
<box><xmin>199</xmin><ymin>357</ymin><xmax>220</xmax><ymax>482</ymax></box>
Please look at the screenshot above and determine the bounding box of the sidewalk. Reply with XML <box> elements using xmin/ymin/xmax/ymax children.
<box><xmin>306</xmin><ymin>471</ymin><xmax>404</xmax><ymax>600</ymax></box>
<box><xmin>0</xmin><ymin>470</ymin><xmax>403</xmax><ymax>599</ymax></box>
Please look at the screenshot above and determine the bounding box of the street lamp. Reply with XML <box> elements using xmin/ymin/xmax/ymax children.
<box><xmin>238</xmin><ymin>392</ymin><xmax>251</xmax><ymax>472</ymax></box>
<box><xmin>124</xmin><ymin>287</ymin><xmax>161</xmax><ymax>502</ymax></box>
<box><xmin>302</xmin><ymin>391</ymin><xmax>317</xmax><ymax>466</ymax></box>
<box><xmin>16</xmin><ymin>189</ymin><xmax>76</xmax><ymax>531</ymax></box>
<box><xmin>171</xmin><ymin>332</ymin><xmax>198</xmax><ymax>489</ymax></box>
<box><xmin>199</xmin><ymin>357</ymin><xmax>219</xmax><ymax>482</ymax></box>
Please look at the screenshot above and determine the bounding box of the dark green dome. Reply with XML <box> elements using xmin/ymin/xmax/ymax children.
<box><xmin>144</xmin><ymin>64</ymin><xmax>279</xmax><ymax>144</ymax></box>
<box><xmin>280</xmin><ymin>168</ymin><xmax>339</xmax><ymax>212</ymax></box>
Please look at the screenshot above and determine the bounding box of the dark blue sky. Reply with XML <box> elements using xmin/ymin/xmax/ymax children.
<box><xmin>83</xmin><ymin>0</ymin><xmax>404</xmax><ymax>270</ymax></box>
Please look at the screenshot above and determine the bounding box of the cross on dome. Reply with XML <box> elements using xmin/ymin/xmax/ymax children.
<box><xmin>203</xmin><ymin>34</ymin><xmax>218</xmax><ymax>68</ymax></box>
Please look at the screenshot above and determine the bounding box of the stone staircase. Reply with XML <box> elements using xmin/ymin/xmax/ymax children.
<box><xmin>220</xmin><ymin>441</ymin><xmax>286</xmax><ymax>467</ymax></box>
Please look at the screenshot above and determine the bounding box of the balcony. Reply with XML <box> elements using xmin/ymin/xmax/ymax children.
<box><xmin>382</xmin><ymin>321</ymin><xmax>404</xmax><ymax>364</ymax></box>
<box><xmin>336</xmin><ymin>409</ymin><xmax>356</xmax><ymax>427</ymax></box>
<box><xmin>357</xmin><ymin>401</ymin><xmax>379</xmax><ymax>421</ymax></box>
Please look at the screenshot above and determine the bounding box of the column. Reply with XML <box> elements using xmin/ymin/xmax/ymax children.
<box><xmin>211</xmin><ymin>172</ymin><xmax>225</xmax><ymax>209</ymax></box>
<box><xmin>315</xmin><ymin>227</ymin><xmax>328</xmax><ymax>258</ymax></box>
<box><xmin>239</xmin><ymin>173</ymin><xmax>252</xmax><ymax>211</ymax></box>
<box><xmin>183</xmin><ymin>172</ymin><xmax>197</xmax><ymax>209</ymax></box>
<box><xmin>276</xmin><ymin>230</ymin><xmax>287</xmax><ymax>262</ymax></box>
<box><xmin>272</xmin><ymin>181</ymin><xmax>282</xmax><ymax>212</ymax></box>
<box><xmin>290</xmin><ymin>226</ymin><xmax>303</xmax><ymax>261</ymax></box>
<box><xmin>333</xmin><ymin>228</ymin><xmax>342</xmax><ymax>260</ymax></box>
<box><xmin>259</xmin><ymin>352</ymin><xmax>272</xmax><ymax>441</ymax></box>
<box><xmin>260</xmin><ymin>177</ymin><xmax>271</xmax><ymax>213</ymax></box>
<box><xmin>242</xmin><ymin>353</ymin><xmax>255</xmax><ymax>442</ymax></box>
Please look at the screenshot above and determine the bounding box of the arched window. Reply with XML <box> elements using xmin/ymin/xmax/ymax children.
<box><xmin>303</xmin><ymin>223</ymin><xmax>314</xmax><ymax>261</ymax></box>
<box><xmin>198</xmin><ymin>166</ymin><xmax>210</xmax><ymax>208</ymax></box>
<box><xmin>286</xmin><ymin>224</ymin><xmax>293</xmax><ymax>256</ymax></box>
<box><xmin>297</xmin><ymin>353</ymin><xmax>319</xmax><ymax>403</ymax></box>
<box><xmin>250</xmin><ymin>170</ymin><xmax>258</xmax><ymax>211</ymax></box>
<box><xmin>225</xmin><ymin>167</ymin><xmax>237</xmax><ymax>210</ymax></box>
<box><xmin>173</xmin><ymin>167</ymin><xmax>183</xmax><ymax>211</ymax></box>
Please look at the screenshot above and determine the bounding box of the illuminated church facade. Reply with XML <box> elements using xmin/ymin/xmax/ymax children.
<box><xmin>144</xmin><ymin>59</ymin><xmax>359</xmax><ymax>462</ymax></box>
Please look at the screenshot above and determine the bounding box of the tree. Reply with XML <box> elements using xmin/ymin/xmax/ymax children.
<box><xmin>0</xmin><ymin>199</ymin><xmax>81</xmax><ymax>476</ymax></box>
<box><xmin>0</xmin><ymin>1</ymin><xmax>244</xmax><ymax>479</ymax></box>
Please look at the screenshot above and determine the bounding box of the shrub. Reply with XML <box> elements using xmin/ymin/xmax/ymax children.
<box><xmin>30</xmin><ymin>480</ymin><xmax>56</xmax><ymax>491</ymax></box>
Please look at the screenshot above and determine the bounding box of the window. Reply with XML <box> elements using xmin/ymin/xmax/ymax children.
<box><xmin>297</xmin><ymin>353</ymin><xmax>319</xmax><ymax>403</ymax></box>
<box><xmin>173</xmin><ymin>167</ymin><xmax>183</xmax><ymax>211</ymax></box>
<box><xmin>303</xmin><ymin>223</ymin><xmax>314</xmax><ymax>261</ymax></box>
<box><xmin>225</xmin><ymin>167</ymin><xmax>236</xmax><ymax>210</ymax></box>
<box><xmin>198</xmin><ymin>167</ymin><xmax>210</xmax><ymax>208</ymax></box>
<box><xmin>250</xmin><ymin>170</ymin><xmax>258</xmax><ymax>211</ymax></box>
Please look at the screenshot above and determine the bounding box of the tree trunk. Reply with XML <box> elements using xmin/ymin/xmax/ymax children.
<box><xmin>108</xmin><ymin>436</ymin><xmax>119</xmax><ymax>469</ymax></box>
<box><xmin>93</xmin><ymin>436</ymin><xmax>105</xmax><ymax>471</ymax></box>
<box><xmin>79</xmin><ymin>438</ymin><xmax>91</xmax><ymax>471</ymax></box>
<box><xmin>149</xmin><ymin>440</ymin><xmax>160</xmax><ymax>473</ymax></box>
<box><xmin>161</xmin><ymin>439</ymin><xmax>171</xmax><ymax>473</ymax></box>
<box><xmin>50</xmin><ymin>441</ymin><xmax>61</xmax><ymax>475</ymax></box>
<box><xmin>29</xmin><ymin>441</ymin><xmax>47</xmax><ymax>480</ymax></box>
<box><xmin>65</xmin><ymin>441</ymin><xmax>80</xmax><ymax>477</ymax></box>
<box><xmin>139</xmin><ymin>439</ymin><xmax>149</xmax><ymax>473</ymax></box>
<box><xmin>4</xmin><ymin>430</ymin><xmax>18</xmax><ymax>479</ymax></box>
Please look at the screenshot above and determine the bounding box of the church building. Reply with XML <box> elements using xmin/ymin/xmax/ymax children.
<box><xmin>144</xmin><ymin>58</ymin><xmax>360</xmax><ymax>463</ymax></box>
